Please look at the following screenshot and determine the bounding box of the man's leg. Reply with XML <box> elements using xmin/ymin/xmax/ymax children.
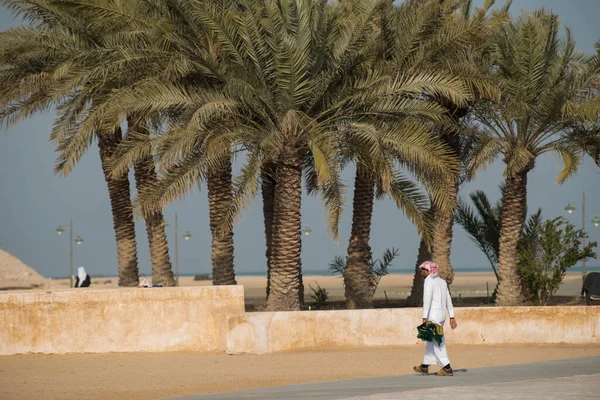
<box><xmin>413</xmin><ymin>343</ymin><xmax>433</xmax><ymax>375</ymax></box>
<box><xmin>433</xmin><ymin>337</ymin><xmax>450</xmax><ymax>366</ymax></box>
<box><xmin>433</xmin><ymin>337</ymin><xmax>453</xmax><ymax>376</ymax></box>
<box><xmin>423</xmin><ymin>340</ymin><xmax>439</xmax><ymax>365</ymax></box>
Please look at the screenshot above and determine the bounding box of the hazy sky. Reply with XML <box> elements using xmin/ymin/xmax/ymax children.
<box><xmin>1</xmin><ymin>0</ymin><xmax>599</xmax><ymax>280</ymax></box>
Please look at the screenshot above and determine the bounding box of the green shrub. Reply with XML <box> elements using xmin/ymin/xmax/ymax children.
<box><xmin>518</xmin><ymin>217</ymin><xmax>597</xmax><ymax>305</ymax></box>
<box><xmin>308</xmin><ymin>281</ymin><xmax>329</xmax><ymax>309</ymax></box>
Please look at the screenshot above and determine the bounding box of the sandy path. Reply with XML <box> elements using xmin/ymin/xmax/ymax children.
<box><xmin>1</xmin><ymin>344</ymin><xmax>598</xmax><ymax>400</ymax></box>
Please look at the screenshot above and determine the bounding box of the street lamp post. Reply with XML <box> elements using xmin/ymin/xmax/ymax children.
<box><xmin>172</xmin><ymin>213</ymin><xmax>191</xmax><ymax>287</ymax></box>
<box><xmin>565</xmin><ymin>192</ymin><xmax>598</xmax><ymax>281</ymax></box>
<box><xmin>56</xmin><ymin>218</ymin><xmax>84</xmax><ymax>288</ymax></box>
<box><xmin>175</xmin><ymin>213</ymin><xmax>179</xmax><ymax>287</ymax></box>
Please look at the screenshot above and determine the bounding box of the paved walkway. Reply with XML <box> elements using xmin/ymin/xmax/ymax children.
<box><xmin>172</xmin><ymin>356</ymin><xmax>600</xmax><ymax>400</ymax></box>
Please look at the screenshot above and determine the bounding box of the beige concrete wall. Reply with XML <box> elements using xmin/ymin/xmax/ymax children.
<box><xmin>226</xmin><ymin>306</ymin><xmax>600</xmax><ymax>354</ymax></box>
<box><xmin>3</xmin><ymin>286</ymin><xmax>597</xmax><ymax>356</ymax></box>
<box><xmin>0</xmin><ymin>286</ymin><xmax>244</xmax><ymax>355</ymax></box>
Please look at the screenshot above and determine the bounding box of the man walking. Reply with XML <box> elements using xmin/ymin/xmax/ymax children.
<box><xmin>414</xmin><ymin>261</ymin><xmax>457</xmax><ymax>376</ymax></box>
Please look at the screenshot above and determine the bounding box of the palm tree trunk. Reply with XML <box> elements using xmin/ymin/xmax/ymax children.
<box><xmin>98</xmin><ymin>128</ymin><xmax>139</xmax><ymax>286</ymax></box>
<box><xmin>426</xmin><ymin>105</ymin><xmax>465</xmax><ymax>285</ymax></box>
<box><xmin>430</xmin><ymin>177</ymin><xmax>458</xmax><ymax>285</ymax></box>
<box><xmin>262</xmin><ymin>164</ymin><xmax>276</xmax><ymax>299</ymax></box>
<box><xmin>266</xmin><ymin>158</ymin><xmax>303</xmax><ymax>311</ymax></box>
<box><xmin>431</xmin><ymin>128</ymin><xmax>461</xmax><ymax>285</ymax></box>
<box><xmin>207</xmin><ymin>157</ymin><xmax>236</xmax><ymax>285</ymax></box>
<box><xmin>129</xmin><ymin>120</ymin><xmax>175</xmax><ymax>287</ymax></box>
<box><xmin>496</xmin><ymin>164</ymin><xmax>532</xmax><ymax>306</ymax></box>
<box><xmin>133</xmin><ymin>162</ymin><xmax>175</xmax><ymax>287</ymax></box>
<box><xmin>406</xmin><ymin>237</ymin><xmax>432</xmax><ymax>306</ymax></box>
<box><xmin>406</xmin><ymin>142</ymin><xmax>459</xmax><ymax>304</ymax></box>
<box><xmin>344</xmin><ymin>164</ymin><xmax>375</xmax><ymax>309</ymax></box>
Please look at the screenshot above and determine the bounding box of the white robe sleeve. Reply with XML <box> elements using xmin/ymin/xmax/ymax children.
<box><xmin>422</xmin><ymin>278</ymin><xmax>432</xmax><ymax>319</ymax></box>
<box><xmin>446</xmin><ymin>287</ymin><xmax>455</xmax><ymax>318</ymax></box>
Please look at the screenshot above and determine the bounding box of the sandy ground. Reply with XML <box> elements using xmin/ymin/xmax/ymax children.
<box><xmin>10</xmin><ymin>271</ymin><xmax>586</xmax><ymax>303</ymax></box>
<box><xmin>0</xmin><ymin>270</ymin><xmax>594</xmax><ymax>399</ymax></box>
<box><xmin>1</xmin><ymin>344</ymin><xmax>599</xmax><ymax>400</ymax></box>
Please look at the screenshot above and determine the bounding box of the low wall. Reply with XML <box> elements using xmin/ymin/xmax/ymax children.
<box><xmin>0</xmin><ymin>286</ymin><xmax>244</xmax><ymax>355</ymax></box>
<box><xmin>226</xmin><ymin>306</ymin><xmax>600</xmax><ymax>354</ymax></box>
<box><xmin>2</xmin><ymin>286</ymin><xmax>598</xmax><ymax>355</ymax></box>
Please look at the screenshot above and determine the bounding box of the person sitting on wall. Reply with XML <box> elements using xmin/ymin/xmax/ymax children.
<box><xmin>75</xmin><ymin>266</ymin><xmax>91</xmax><ymax>288</ymax></box>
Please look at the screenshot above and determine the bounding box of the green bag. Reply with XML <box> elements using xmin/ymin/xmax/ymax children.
<box><xmin>417</xmin><ymin>321</ymin><xmax>444</xmax><ymax>346</ymax></box>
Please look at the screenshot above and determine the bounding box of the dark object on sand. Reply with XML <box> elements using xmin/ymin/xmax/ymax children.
<box><xmin>194</xmin><ymin>274</ymin><xmax>211</xmax><ymax>281</ymax></box>
<box><xmin>581</xmin><ymin>272</ymin><xmax>600</xmax><ymax>305</ymax></box>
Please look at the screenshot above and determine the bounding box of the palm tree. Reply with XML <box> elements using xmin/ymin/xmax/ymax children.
<box><xmin>101</xmin><ymin>0</ymin><xmax>477</xmax><ymax>310</ymax></box>
<box><xmin>376</xmin><ymin>0</ymin><xmax>508</xmax><ymax>306</ymax></box>
<box><xmin>469</xmin><ymin>10</ymin><xmax>600</xmax><ymax>305</ymax></box>
<box><xmin>455</xmin><ymin>186</ymin><xmax>543</xmax><ymax>293</ymax></box>
<box><xmin>25</xmin><ymin>0</ymin><xmax>237</xmax><ymax>287</ymax></box>
<box><xmin>245</xmin><ymin>0</ymin><xmax>476</xmax><ymax>310</ymax></box>
<box><xmin>84</xmin><ymin>0</ymin><xmax>239</xmax><ymax>286</ymax></box>
<box><xmin>340</xmin><ymin>0</ymin><xmax>472</xmax><ymax>309</ymax></box>
<box><xmin>406</xmin><ymin>131</ymin><xmax>485</xmax><ymax>305</ymax></box>
<box><xmin>0</xmin><ymin>0</ymin><xmax>142</xmax><ymax>285</ymax></box>
<box><xmin>127</xmin><ymin>118</ymin><xmax>175</xmax><ymax>286</ymax></box>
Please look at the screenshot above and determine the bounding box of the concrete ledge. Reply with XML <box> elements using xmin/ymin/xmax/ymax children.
<box><xmin>0</xmin><ymin>286</ymin><xmax>244</xmax><ymax>355</ymax></box>
<box><xmin>225</xmin><ymin>306</ymin><xmax>600</xmax><ymax>354</ymax></box>
<box><xmin>2</xmin><ymin>286</ymin><xmax>597</xmax><ymax>356</ymax></box>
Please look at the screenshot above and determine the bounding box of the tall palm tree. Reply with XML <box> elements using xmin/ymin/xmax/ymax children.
<box><xmin>341</xmin><ymin>129</ymin><xmax>458</xmax><ymax>309</ymax></box>
<box><xmin>86</xmin><ymin>0</ymin><xmax>239</xmax><ymax>286</ymax></box>
<box><xmin>0</xmin><ymin>0</ymin><xmax>142</xmax><ymax>285</ymax></box>
<box><xmin>50</xmin><ymin>2</ymin><xmax>179</xmax><ymax>286</ymax></box>
<box><xmin>340</xmin><ymin>0</ymin><xmax>471</xmax><ymax>309</ymax></box>
<box><xmin>100</xmin><ymin>0</ymin><xmax>476</xmax><ymax>310</ymax></box>
<box><xmin>30</xmin><ymin>0</ymin><xmax>238</xmax><ymax>287</ymax></box>
<box><xmin>128</xmin><ymin>118</ymin><xmax>175</xmax><ymax>286</ymax></box>
<box><xmin>469</xmin><ymin>10</ymin><xmax>600</xmax><ymax>305</ymax></box>
<box><xmin>405</xmin><ymin>131</ymin><xmax>482</xmax><ymax>305</ymax></box>
<box><xmin>373</xmin><ymin>0</ymin><xmax>508</xmax><ymax>306</ymax></box>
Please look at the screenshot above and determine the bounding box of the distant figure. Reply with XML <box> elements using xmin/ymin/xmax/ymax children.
<box><xmin>414</xmin><ymin>261</ymin><xmax>457</xmax><ymax>376</ymax></box>
<box><xmin>582</xmin><ymin>272</ymin><xmax>600</xmax><ymax>305</ymax></box>
<box><xmin>75</xmin><ymin>266</ymin><xmax>91</xmax><ymax>288</ymax></box>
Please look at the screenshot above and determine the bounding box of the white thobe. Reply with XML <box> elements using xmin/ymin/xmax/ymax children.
<box><xmin>422</xmin><ymin>275</ymin><xmax>455</xmax><ymax>367</ymax></box>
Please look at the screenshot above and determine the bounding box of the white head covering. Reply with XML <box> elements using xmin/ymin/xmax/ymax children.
<box><xmin>77</xmin><ymin>266</ymin><xmax>87</xmax><ymax>287</ymax></box>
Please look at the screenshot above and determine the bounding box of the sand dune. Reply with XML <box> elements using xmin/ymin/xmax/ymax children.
<box><xmin>0</xmin><ymin>249</ymin><xmax>49</xmax><ymax>289</ymax></box>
